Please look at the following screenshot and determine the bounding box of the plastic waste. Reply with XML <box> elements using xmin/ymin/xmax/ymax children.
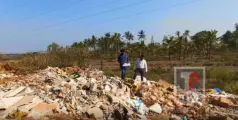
<box><xmin>208</xmin><ymin>89</ymin><xmax>215</xmax><ymax>94</ymax></box>
<box><xmin>129</xmin><ymin>99</ymin><xmax>149</xmax><ymax>115</ymax></box>
<box><xmin>133</xmin><ymin>100</ymin><xmax>143</xmax><ymax>106</ymax></box>
<box><xmin>149</xmin><ymin>103</ymin><xmax>162</xmax><ymax>114</ymax></box>
<box><xmin>137</xmin><ymin>114</ymin><xmax>148</xmax><ymax>120</ymax></box>
<box><xmin>9</xmin><ymin>111</ymin><xmax>28</xmax><ymax>119</ymax></box>
<box><xmin>214</xmin><ymin>88</ymin><xmax>222</xmax><ymax>93</ymax></box>
<box><xmin>70</xmin><ymin>73</ymin><xmax>80</xmax><ymax>79</ymax></box>
<box><xmin>134</xmin><ymin>75</ymin><xmax>147</xmax><ymax>82</ymax></box>
<box><xmin>137</xmin><ymin>103</ymin><xmax>149</xmax><ymax>115</ymax></box>
<box><xmin>134</xmin><ymin>83</ymin><xmax>141</xmax><ymax>91</ymax></box>
<box><xmin>122</xmin><ymin>63</ymin><xmax>130</xmax><ymax>67</ymax></box>
<box><xmin>0</xmin><ymin>100</ymin><xmax>6</xmax><ymax>110</ymax></box>
<box><xmin>170</xmin><ymin>114</ymin><xmax>181</xmax><ymax>120</ymax></box>
<box><xmin>105</xmin><ymin>85</ymin><xmax>111</xmax><ymax>92</ymax></box>
<box><xmin>183</xmin><ymin>116</ymin><xmax>188</xmax><ymax>120</ymax></box>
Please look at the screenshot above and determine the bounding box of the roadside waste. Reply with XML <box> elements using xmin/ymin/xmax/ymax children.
<box><xmin>0</xmin><ymin>66</ymin><xmax>238</xmax><ymax>120</ymax></box>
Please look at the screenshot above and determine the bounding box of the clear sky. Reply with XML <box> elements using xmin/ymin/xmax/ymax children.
<box><xmin>0</xmin><ymin>0</ymin><xmax>238</xmax><ymax>53</ymax></box>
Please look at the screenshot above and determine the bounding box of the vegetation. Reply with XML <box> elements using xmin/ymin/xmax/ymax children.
<box><xmin>5</xmin><ymin>23</ymin><xmax>238</xmax><ymax>94</ymax></box>
<box><xmin>39</xmin><ymin>24</ymin><xmax>238</xmax><ymax>61</ymax></box>
<box><xmin>15</xmin><ymin>47</ymin><xmax>89</xmax><ymax>71</ymax></box>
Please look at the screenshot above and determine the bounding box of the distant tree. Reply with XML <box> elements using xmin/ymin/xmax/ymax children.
<box><xmin>175</xmin><ymin>31</ymin><xmax>183</xmax><ymax>60</ymax></box>
<box><xmin>71</xmin><ymin>42</ymin><xmax>78</xmax><ymax>48</ymax></box>
<box><xmin>192</xmin><ymin>31</ymin><xmax>207</xmax><ymax>57</ymax></box>
<box><xmin>148</xmin><ymin>36</ymin><xmax>160</xmax><ymax>57</ymax></box>
<box><xmin>91</xmin><ymin>35</ymin><xmax>97</xmax><ymax>51</ymax></box>
<box><xmin>183</xmin><ymin>30</ymin><xmax>190</xmax><ymax>59</ymax></box>
<box><xmin>124</xmin><ymin>31</ymin><xmax>134</xmax><ymax>46</ymax></box>
<box><xmin>97</xmin><ymin>36</ymin><xmax>107</xmax><ymax>55</ymax></box>
<box><xmin>47</xmin><ymin>42</ymin><xmax>60</xmax><ymax>52</ymax></box>
<box><xmin>150</xmin><ymin>36</ymin><xmax>155</xmax><ymax>45</ymax></box>
<box><xmin>220</xmin><ymin>24</ymin><xmax>238</xmax><ymax>50</ymax></box>
<box><xmin>192</xmin><ymin>30</ymin><xmax>217</xmax><ymax>59</ymax></box>
<box><xmin>207</xmin><ymin>30</ymin><xmax>218</xmax><ymax>59</ymax></box>
<box><xmin>221</xmin><ymin>31</ymin><xmax>233</xmax><ymax>45</ymax></box>
<box><xmin>163</xmin><ymin>35</ymin><xmax>175</xmax><ymax>60</ymax></box>
<box><xmin>235</xmin><ymin>23</ymin><xmax>238</xmax><ymax>31</ymax></box>
<box><xmin>138</xmin><ymin>30</ymin><xmax>146</xmax><ymax>44</ymax></box>
<box><xmin>83</xmin><ymin>39</ymin><xmax>90</xmax><ymax>49</ymax></box>
<box><xmin>112</xmin><ymin>33</ymin><xmax>122</xmax><ymax>54</ymax></box>
<box><xmin>234</xmin><ymin>24</ymin><xmax>238</xmax><ymax>50</ymax></box>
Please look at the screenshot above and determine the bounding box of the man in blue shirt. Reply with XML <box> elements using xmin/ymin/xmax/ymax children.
<box><xmin>118</xmin><ymin>49</ymin><xmax>129</xmax><ymax>80</ymax></box>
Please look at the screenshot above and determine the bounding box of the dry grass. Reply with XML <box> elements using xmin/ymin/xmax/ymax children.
<box><xmin>2</xmin><ymin>51</ymin><xmax>238</xmax><ymax>94</ymax></box>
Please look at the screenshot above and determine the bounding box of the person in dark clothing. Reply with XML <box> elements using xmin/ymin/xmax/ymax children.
<box><xmin>118</xmin><ymin>49</ymin><xmax>129</xmax><ymax>80</ymax></box>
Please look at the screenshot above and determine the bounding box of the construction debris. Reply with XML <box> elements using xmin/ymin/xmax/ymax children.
<box><xmin>0</xmin><ymin>66</ymin><xmax>237</xmax><ymax>120</ymax></box>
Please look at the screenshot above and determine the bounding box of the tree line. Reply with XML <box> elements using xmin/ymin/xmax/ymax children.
<box><xmin>47</xmin><ymin>24</ymin><xmax>238</xmax><ymax>60</ymax></box>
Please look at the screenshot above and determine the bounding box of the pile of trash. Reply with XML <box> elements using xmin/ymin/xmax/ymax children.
<box><xmin>0</xmin><ymin>67</ymin><xmax>238</xmax><ymax>120</ymax></box>
<box><xmin>0</xmin><ymin>73</ymin><xmax>16</xmax><ymax>79</ymax></box>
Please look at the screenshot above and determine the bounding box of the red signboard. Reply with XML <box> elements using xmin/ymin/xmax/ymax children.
<box><xmin>189</xmin><ymin>72</ymin><xmax>200</xmax><ymax>90</ymax></box>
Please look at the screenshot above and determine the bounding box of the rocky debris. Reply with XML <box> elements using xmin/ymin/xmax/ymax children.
<box><xmin>86</xmin><ymin>107</ymin><xmax>104</xmax><ymax>119</ymax></box>
<box><xmin>149</xmin><ymin>103</ymin><xmax>162</xmax><ymax>114</ymax></box>
<box><xmin>0</xmin><ymin>67</ymin><xmax>237</xmax><ymax>120</ymax></box>
<box><xmin>0</xmin><ymin>67</ymin><xmax>133</xmax><ymax>119</ymax></box>
<box><xmin>209</xmin><ymin>97</ymin><xmax>234</xmax><ymax>108</ymax></box>
<box><xmin>0</xmin><ymin>73</ymin><xmax>16</xmax><ymax>79</ymax></box>
<box><xmin>28</xmin><ymin>103</ymin><xmax>59</xmax><ymax>120</ymax></box>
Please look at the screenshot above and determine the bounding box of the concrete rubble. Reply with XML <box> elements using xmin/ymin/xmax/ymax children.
<box><xmin>0</xmin><ymin>67</ymin><xmax>237</xmax><ymax>120</ymax></box>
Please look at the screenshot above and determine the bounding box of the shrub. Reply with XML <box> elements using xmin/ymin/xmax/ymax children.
<box><xmin>19</xmin><ymin>48</ymin><xmax>89</xmax><ymax>70</ymax></box>
<box><xmin>206</xmin><ymin>68</ymin><xmax>235</xmax><ymax>81</ymax></box>
<box><xmin>224</xmin><ymin>81</ymin><xmax>238</xmax><ymax>94</ymax></box>
<box><xmin>150</xmin><ymin>66</ymin><xmax>166</xmax><ymax>74</ymax></box>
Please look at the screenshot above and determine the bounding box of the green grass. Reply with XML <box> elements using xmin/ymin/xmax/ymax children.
<box><xmin>206</xmin><ymin>68</ymin><xmax>238</xmax><ymax>94</ymax></box>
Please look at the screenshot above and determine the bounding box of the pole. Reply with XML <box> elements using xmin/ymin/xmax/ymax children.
<box><xmin>101</xmin><ymin>56</ymin><xmax>103</xmax><ymax>70</ymax></box>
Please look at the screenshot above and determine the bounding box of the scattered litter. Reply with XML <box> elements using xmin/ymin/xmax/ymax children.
<box><xmin>0</xmin><ymin>66</ymin><xmax>236</xmax><ymax>119</ymax></box>
<box><xmin>4</xmin><ymin>87</ymin><xmax>26</xmax><ymax>98</ymax></box>
<box><xmin>214</xmin><ymin>88</ymin><xmax>222</xmax><ymax>93</ymax></box>
<box><xmin>149</xmin><ymin>103</ymin><xmax>162</xmax><ymax>114</ymax></box>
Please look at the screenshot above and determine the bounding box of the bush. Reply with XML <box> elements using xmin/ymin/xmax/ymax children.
<box><xmin>224</xmin><ymin>81</ymin><xmax>238</xmax><ymax>94</ymax></box>
<box><xmin>206</xmin><ymin>68</ymin><xmax>235</xmax><ymax>81</ymax></box>
<box><xmin>203</xmin><ymin>62</ymin><xmax>214</xmax><ymax>66</ymax></box>
<box><xmin>206</xmin><ymin>68</ymin><xmax>238</xmax><ymax>94</ymax></box>
<box><xmin>155</xmin><ymin>66</ymin><xmax>167</xmax><ymax>73</ymax></box>
<box><xmin>19</xmin><ymin>48</ymin><xmax>89</xmax><ymax>70</ymax></box>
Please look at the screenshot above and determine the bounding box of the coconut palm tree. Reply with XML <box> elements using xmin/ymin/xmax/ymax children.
<box><xmin>97</xmin><ymin>37</ymin><xmax>105</xmax><ymax>54</ymax></box>
<box><xmin>163</xmin><ymin>35</ymin><xmax>175</xmax><ymax>60</ymax></box>
<box><xmin>192</xmin><ymin>31</ymin><xmax>207</xmax><ymax>57</ymax></box>
<box><xmin>104</xmin><ymin>33</ymin><xmax>111</xmax><ymax>54</ymax></box>
<box><xmin>235</xmin><ymin>23</ymin><xmax>238</xmax><ymax>31</ymax></box>
<box><xmin>183</xmin><ymin>30</ymin><xmax>190</xmax><ymax>59</ymax></box>
<box><xmin>112</xmin><ymin>33</ymin><xmax>122</xmax><ymax>55</ymax></box>
<box><xmin>124</xmin><ymin>31</ymin><xmax>134</xmax><ymax>47</ymax></box>
<box><xmin>207</xmin><ymin>30</ymin><xmax>218</xmax><ymax>60</ymax></box>
<box><xmin>138</xmin><ymin>30</ymin><xmax>146</xmax><ymax>44</ymax></box>
<box><xmin>91</xmin><ymin>35</ymin><xmax>97</xmax><ymax>52</ymax></box>
<box><xmin>175</xmin><ymin>31</ymin><xmax>183</xmax><ymax>60</ymax></box>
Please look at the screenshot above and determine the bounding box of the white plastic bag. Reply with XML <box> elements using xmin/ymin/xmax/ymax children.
<box><xmin>149</xmin><ymin>103</ymin><xmax>162</xmax><ymax>114</ymax></box>
<box><xmin>122</xmin><ymin>63</ymin><xmax>130</xmax><ymax>67</ymax></box>
<box><xmin>129</xmin><ymin>99</ymin><xmax>149</xmax><ymax>115</ymax></box>
<box><xmin>134</xmin><ymin>75</ymin><xmax>147</xmax><ymax>82</ymax></box>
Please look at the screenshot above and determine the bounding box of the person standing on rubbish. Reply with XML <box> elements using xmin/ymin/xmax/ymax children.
<box><xmin>118</xmin><ymin>49</ymin><xmax>129</xmax><ymax>80</ymax></box>
<box><xmin>133</xmin><ymin>54</ymin><xmax>148</xmax><ymax>81</ymax></box>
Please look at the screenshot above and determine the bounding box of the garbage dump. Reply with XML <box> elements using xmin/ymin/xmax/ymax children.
<box><xmin>0</xmin><ymin>67</ymin><xmax>238</xmax><ymax>120</ymax></box>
